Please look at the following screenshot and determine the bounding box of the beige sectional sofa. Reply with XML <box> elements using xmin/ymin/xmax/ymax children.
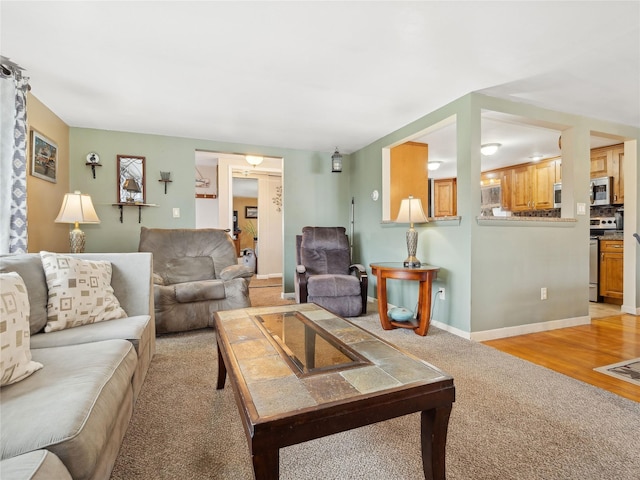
<box><xmin>0</xmin><ymin>252</ymin><xmax>155</xmax><ymax>480</ymax></box>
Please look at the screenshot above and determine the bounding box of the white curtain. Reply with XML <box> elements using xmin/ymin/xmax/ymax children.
<box><xmin>0</xmin><ymin>66</ymin><xmax>29</xmax><ymax>254</ymax></box>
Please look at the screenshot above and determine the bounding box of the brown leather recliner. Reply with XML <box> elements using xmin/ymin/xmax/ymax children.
<box><xmin>138</xmin><ymin>227</ymin><xmax>253</xmax><ymax>334</ymax></box>
<box><xmin>294</xmin><ymin>226</ymin><xmax>367</xmax><ymax>317</ymax></box>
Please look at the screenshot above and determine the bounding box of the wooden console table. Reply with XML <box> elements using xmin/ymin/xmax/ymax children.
<box><xmin>370</xmin><ymin>262</ymin><xmax>440</xmax><ymax>336</ymax></box>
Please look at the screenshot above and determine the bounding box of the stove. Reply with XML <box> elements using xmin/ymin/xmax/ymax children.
<box><xmin>590</xmin><ymin>216</ymin><xmax>617</xmax><ymax>230</ymax></box>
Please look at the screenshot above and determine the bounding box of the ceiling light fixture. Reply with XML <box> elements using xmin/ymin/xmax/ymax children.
<box><xmin>245</xmin><ymin>155</ymin><xmax>263</xmax><ymax>167</ymax></box>
<box><xmin>427</xmin><ymin>161</ymin><xmax>443</xmax><ymax>171</ymax></box>
<box><xmin>529</xmin><ymin>154</ymin><xmax>543</xmax><ymax>161</ymax></box>
<box><xmin>481</xmin><ymin>143</ymin><xmax>501</xmax><ymax>156</ymax></box>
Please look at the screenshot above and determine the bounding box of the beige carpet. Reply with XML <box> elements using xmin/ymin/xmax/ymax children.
<box><xmin>111</xmin><ymin>302</ymin><xmax>640</xmax><ymax>479</ymax></box>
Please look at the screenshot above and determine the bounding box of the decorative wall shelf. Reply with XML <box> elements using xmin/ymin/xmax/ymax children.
<box><xmin>86</xmin><ymin>162</ymin><xmax>102</xmax><ymax>179</ymax></box>
<box><xmin>112</xmin><ymin>203</ymin><xmax>157</xmax><ymax>223</ymax></box>
<box><xmin>159</xmin><ymin>179</ymin><xmax>172</xmax><ymax>194</ymax></box>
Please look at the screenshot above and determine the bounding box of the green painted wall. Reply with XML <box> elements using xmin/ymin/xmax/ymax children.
<box><xmin>348</xmin><ymin>93</ymin><xmax>639</xmax><ymax>336</ymax></box>
<box><xmin>69</xmin><ymin>128</ymin><xmax>351</xmax><ymax>289</ymax></box>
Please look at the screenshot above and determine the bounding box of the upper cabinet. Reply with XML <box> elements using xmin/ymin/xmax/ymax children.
<box><xmin>590</xmin><ymin>144</ymin><xmax>624</xmax><ymax>204</ymax></box>
<box><xmin>433</xmin><ymin>178</ymin><xmax>457</xmax><ymax>217</ymax></box>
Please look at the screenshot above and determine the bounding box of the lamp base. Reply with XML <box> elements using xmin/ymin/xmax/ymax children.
<box><xmin>69</xmin><ymin>227</ymin><xmax>86</xmax><ymax>254</ymax></box>
<box><xmin>403</xmin><ymin>256</ymin><xmax>422</xmax><ymax>268</ymax></box>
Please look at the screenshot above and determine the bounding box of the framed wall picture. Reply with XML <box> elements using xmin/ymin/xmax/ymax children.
<box><xmin>245</xmin><ymin>206</ymin><xmax>258</xmax><ymax>218</ymax></box>
<box><xmin>117</xmin><ymin>155</ymin><xmax>146</xmax><ymax>203</ymax></box>
<box><xmin>31</xmin><ymin>130</ymin><xmax>58</xmax><ymax>183</ymax></box>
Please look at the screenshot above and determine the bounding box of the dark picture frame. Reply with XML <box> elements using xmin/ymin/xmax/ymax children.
<box><xmin>245</xmin><ymin>206</ymin><xmax>258</xmax><ymax>218</ymax></box>
<box><xmin>30</xmin><ymin>130</ymin><xmax>58</xmax><ymax>183</ymax></box>
<box><xmin>117</xmin><ymin>155</ymin><xmax>146</xmax><ymax>203</ymax></box>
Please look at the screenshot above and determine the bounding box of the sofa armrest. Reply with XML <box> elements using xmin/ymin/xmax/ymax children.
<box><xmin>220</xmin><ymin>264</ymin><xmax>254</xmax><ymax>281</ymax></box>
<box><xmin>295</xmin><ymin>265</ymin><xmax>308</xmax><ymax>303</ymax></box>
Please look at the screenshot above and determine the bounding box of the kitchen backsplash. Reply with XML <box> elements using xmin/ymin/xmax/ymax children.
<box><xmin>510</xmin><ymin>205</ymin><xmax>621</xmax><ymax>219</ymax></box>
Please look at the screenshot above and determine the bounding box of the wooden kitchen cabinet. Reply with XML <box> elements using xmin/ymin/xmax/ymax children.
<box><xmin>590</xmin><ymin>144</ymin><xmax>624</xmax><ymax>204</ymax></box>
<box><xmin>611</xmin><ymin>146</ymin><xmax>624</xmax><ymax>204</ymax></box>
<box><xmin>510</xmin><ymin>159</ymin><xmax>555</xmax><ymax>211</ymax></box>
<box><xmin>599</xmin><ymin>239</ymin><xmax>623</xmax><ymax>301</ymax></box>
<box><xmin>500</xmin><ymin>168</ymin><xmax>512</xmax><ymax>211</ymax></box>
<box><xmin>590</xmin><ymin>148</ymin><xmax>609</xmax><ymax>178</ymax></box>
<box><xmin>433</xmin><ymin>178</ymin><xmax>457</xmax><ymax>217</ymax></box>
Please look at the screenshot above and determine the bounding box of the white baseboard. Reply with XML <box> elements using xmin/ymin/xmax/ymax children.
<box><xmin>255</xmin><ymin>273</ymin><xmax>282</xmax><ymax>280</ymax></box>
<box><xmin>621</xmin><ymin>305</ymin><xmax>640</xmax><ymax>315</ymax></box>
<box><xmin>430</xmin><ymin>320</ymin><xmax>472</xmax><ymax>339</ymax></box>
<box><xmin>469</xmin><ymin>316</ymin><xmax>591</xmax><ymax>342</ymax></box>
<box><xmin>282</xmin><ymin>292</ymin><xmax>295</xmax><ymax>300</ymax></box>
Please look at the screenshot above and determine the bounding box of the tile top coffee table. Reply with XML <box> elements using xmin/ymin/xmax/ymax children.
<box><xmin>214</xmin><ymin>303</ymin><xmax>455</xmax><ymax>480</ymax></box>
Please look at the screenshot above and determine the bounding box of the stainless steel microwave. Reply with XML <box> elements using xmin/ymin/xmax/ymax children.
<box><xmin>589</xmin><ymin>176</ymin><xmax>612</xmax><ymax>206</ymax></box>
<box><xmin>553</xmin><ymin>182</ymin><xmax>561</xmax><ymax>208</ymax></box>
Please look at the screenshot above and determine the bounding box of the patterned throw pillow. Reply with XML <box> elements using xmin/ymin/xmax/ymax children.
<box><xmin>40</xmin><ymin>251</ymin><xmax>127</xmax><ymax>333</ymax></box>
<box><xmin>1</xmin><ymin>272</ymin><xmax>44</xmax><ymax>386</ymax></box>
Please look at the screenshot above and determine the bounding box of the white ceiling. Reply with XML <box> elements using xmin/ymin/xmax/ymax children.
<box><xmin>1</xmin><ymin>1</ymin><xmax>638</xmax><ymax>160</ymax></box>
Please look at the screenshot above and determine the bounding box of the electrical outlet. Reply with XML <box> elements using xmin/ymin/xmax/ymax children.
<box><xmin>438</xmin><ymin>288</ymin><xmax>445</xmax><ymax>300</ymax></box>
<box><xmin>541</xmin><ymin>287</ymin><xmax>547</xmax><ymax>300</ymax></box>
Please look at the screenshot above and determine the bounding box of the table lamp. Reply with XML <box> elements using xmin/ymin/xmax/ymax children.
<box><xmin>123</xmin><ymin>177</ymin><xmax>141</xmax><ymax>203</ymax></box>
<box><xmin>55</xmin><ymin>191</ymin><xmax>101</xmax><ymax>253</ymax></box>
<box><xmin>395</xmin><ymin>195</ymin><xmax>428</xmax><ymax>268</ymax></box>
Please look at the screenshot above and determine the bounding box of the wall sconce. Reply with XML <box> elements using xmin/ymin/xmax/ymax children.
<box><xmin>427</xmin><ymin>161</ymin><xmax>442</xmax><ymax>171</ymax></box>
<box><xmin>395</xmin><ymin>195</ymin><xmax>428</xmax><ymax>268</ymax></box>
<box><xmin>246</xmin><ymin>155</ymin><xmax>263</xmax><ymax>167</ymax></box>
<box><xmin>159</xmin><ymin>171</ymin><xmax>172</xmax><ymax>194</ymax></box>
<box><xmin>481</xmin><ymin>143</ymin><xmax>501</xmax><ymax>156</ymax></box>
<box><xmin>123</xmin><ymin>178</ymin><xmax>141</xmax><ymax>203</ymax></box>
<box><xmin>331</xmin><ymin>147</ymin><xmax>343</xmax><ymax>173</ymax></box>
<box><xmin>55</xmin><ymin>191</ymin><xmax>101</xmax><ymax>253</ymax></box>
<box><xmin>85</xmin><ymin>152</ymin><xmax>101</xmax><ymax>179</ymax></box>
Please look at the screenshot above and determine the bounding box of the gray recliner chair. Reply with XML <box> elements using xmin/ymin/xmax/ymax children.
<box><xmin>138</xmin><ymin>227</ymin><xmax>253</xmax><ymax>334</ymax></box>
<box><xmin>295</xmin><ymin>226</ymin><xmax>367</xmax><ymax>317</ymax></box>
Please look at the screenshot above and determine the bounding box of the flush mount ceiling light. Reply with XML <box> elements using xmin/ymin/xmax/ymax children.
<box><xmin>529</xmin><ymin>154</ymin><xmax>543</xmax><ymax>161</ymax></box>
<box><xmin>245</xmin><ymin>155</ymin><xmax>264</xmax><ymax>167</ymax></box>
<box><xmin>481</xmin><ymin>143</ymin><xmax>501</xmax><ymax>156</ymax></box>
<box><xmin>427</xmin><ymin>161</ymin><xmax>443</xmax><ymax>171</ymax></box>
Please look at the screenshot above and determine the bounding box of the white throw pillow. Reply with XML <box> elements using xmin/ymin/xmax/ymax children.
<box><xmin>1</xmin><ymin>272</ymin><xmax>44</xmax><ymax>386</ymax></box>
<box><xmin>40</xmin><ymin>251</ymin><xmax>127</xmax><ymax>332</ymax></box>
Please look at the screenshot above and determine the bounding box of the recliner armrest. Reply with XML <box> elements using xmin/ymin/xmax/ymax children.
<box><xmin>220</xmin><ymin>264</ymin><xmax>254</xmax><ymax>281</ymax></box>
<box><xmin>349</xmin><ymin>264</ymin><xmax>367</xmax><ymax>280</ymax></box>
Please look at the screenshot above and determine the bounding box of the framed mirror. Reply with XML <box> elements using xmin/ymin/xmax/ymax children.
<box><xmin>117</xmin><ymin>155</ymin><xmax>146</xmax><ymax>203</ymax></box>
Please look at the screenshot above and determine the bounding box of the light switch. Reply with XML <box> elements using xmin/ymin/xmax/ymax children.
<box><xmin>576</xmin><ymin>203</ymin><xmax>586</xmax><ymax>215</ymax></box>
<box><xmin>172</xmin><ymin>208</ymin><xmax>180</xmax><ymax>218</ymax></box>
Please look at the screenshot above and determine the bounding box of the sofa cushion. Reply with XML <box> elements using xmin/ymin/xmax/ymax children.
<box><xmin>0</xmin><ymin>450</ymin><xmax>72</xmax><ymax>480</ymax></box>
<box><xmin>30</xmin><ymin>315</ymin><xmax>151</xmax><ymax>354</ymax></box>
<box><xmin>164</xmin><ymin>256</ymin><xmax>215</xmax><ymax>284</ymax></box>
<box><xmin>0</xmin><ymin>340</ymin><xmax>137</xmax><ymax>480</ymax></box>
<box><xmin>174</xmin><ymin>280</ymin><xmax>226</xmax><ymax>303</ymax></box>
<box><xmin>0</xmin><ymin>272</ymin><xmax>44</xmax><ymax>386</ymax></box>
<box><xmin>0</xmin><ymin>254</ymin><xmax>48</xmax><ymax>334</ymax></box>
<box><xmin>40</xmin><ymin>251</ymin><xmax>127</xmax><ymax>332</ymax></box>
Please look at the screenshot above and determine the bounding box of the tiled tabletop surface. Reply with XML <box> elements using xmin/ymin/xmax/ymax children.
<box><xmin>216</xmin><ymin>304</ymin><xmax>448</xmax><ymax>418</ymax></box>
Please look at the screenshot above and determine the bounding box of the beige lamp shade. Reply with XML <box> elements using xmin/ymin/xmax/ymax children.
<box><xmin>395</xmin><ymin>196</ymin><xmax>428</xmax><ymax>227</ymax></box>
<box><xmin>55</xmin><ymin>191</ymin><xmax>100</xmax><ymax>253</ymax></box>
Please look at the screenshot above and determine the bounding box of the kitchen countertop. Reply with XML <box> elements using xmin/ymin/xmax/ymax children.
<box><xmin>593</xmin><ymin>233</ymin><xmax>624</xmax><ymax>240</ymax></box>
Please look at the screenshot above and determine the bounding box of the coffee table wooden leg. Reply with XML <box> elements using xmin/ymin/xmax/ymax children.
<box><xmin>420</xmin><ymin>405</ymin><xmax>452</xmax><ymax>480</ymax></box>
<box><xmin>252</xmin><ymin>448</ymin><xmax>279</xmax><ymax>480</ymax></box>
<box><xmin>216</xmin><ymin>341</ymin><xmax>227</xmax><ymax>390</ymax></box>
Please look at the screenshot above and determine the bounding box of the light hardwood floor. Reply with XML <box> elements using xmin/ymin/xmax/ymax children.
<box><xmin>483</xmin><ymin>313</ymin><xmax>640</xmax><ymax>403</ymax></box>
